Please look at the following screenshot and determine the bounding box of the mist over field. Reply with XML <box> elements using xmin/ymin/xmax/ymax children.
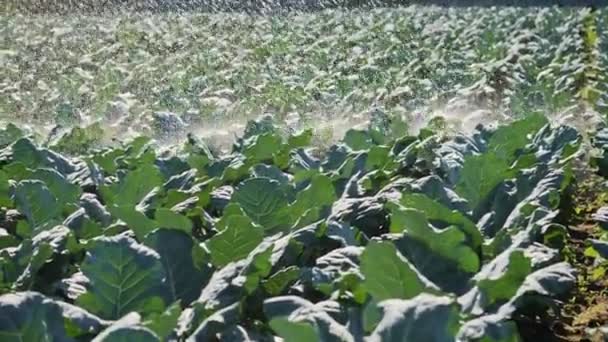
<box><xmin>2</xmin><ymin>6</ymin><xmax>607</xmax><ymax>147</ymax></box>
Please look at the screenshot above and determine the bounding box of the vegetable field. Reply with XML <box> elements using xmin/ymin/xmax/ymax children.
<box><xmin>2</xmin><ymin>7</ymin><xmax>608</xmax><ymax>138</ymax></box>
<box><xmin>0</xmin><ymin>111</ymin><xmax>592</xmax><ymax>341</ymax></box>
<box><xmin>1</xmin><ymin>5</ymin><xmax>608</xmax><ymax>342</ymax></box>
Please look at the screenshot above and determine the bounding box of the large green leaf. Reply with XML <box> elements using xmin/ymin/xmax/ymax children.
<box><xmin>399</xmin><ymin>193</ymin><xmax>481</xmax><ymax>249</ymax></box>
<box><xmin>186</xmin><ymin>302</ymin><xmax>241</xmax><ymax>341</ymax></box>
<box><xmin>365</xmin><ymin>145</ymin><xmax>397</xmax><ymax>172</ymax></box>
<box><xmin>306</xmin><ymin>246</ymin><xmax>364</xmax><ymax>300</ymax></box>
<box><xmin>243</xmin><ymin>133</ymin><xmax>282</xmax><ymax>162</ymax></box>
<box><xmin>388</xmin><ymin>205</ymin><xmax>480</xmax><ymax>274</ymax></box>
<box><xmin>232</xmin><ymin>177</ymin><xmax>290</xmax><ymax>231</ymax></box>
<box><xmin>269</xmin><ymin>318</ymin><xmax>320</xmax><ymax>342</ymax></box>
<box><xmin>0</xmin><ymin>292</ymin><xmax>107</xmax><ymax>341</ymax></box>
<box><xmin>288</xmin><ymin>128</ymin><xmax>313</xmax><ymax>148</ymax></box>
<box><xmin>368</xmin><ymin>294</ymin><xmax>461</xmax><ymax>342</ymax></box>
<box><xmin>7</xmin><ymin>226</ymin><xmax>80</xmax><ymax>292</ymax></box>
<box><xmin>251</xmin><ymin>164</ymin><xmax>292</xmax><ymax>187</ymax></box>
<box><xmin>145</xmin><ymin>229</ymin><xmax>210</xmax><ymax>304</ymax></box>
<box><xmin>474</xmin><ymin>251</ymin><xmax>532</xmax><ymax>311</ymax></box>
<box><xmin>100</xmin><ymin>165</ymin><xmax>163</xmax><ymax>207</ymax></box>
<box><xmin>108</xmin><ymin>205</ymin><xmax>193</xmax><ymax>239</ymax></box>
<box><xmin>241</xmin><ymin>245</ymin><xmax>274</xmax><ymax>294</ymax></box>
<box><xmin>460</xmin><ymin>250</ymin><xmax>533</xmax><ymax>315</ymax></box>
<box><xmin>154</xmin><ymin>208</ymin><xmax>193</xmax><ymax>234</ymax></box>
<box><xmin>0</xmin><ymin>171</ymin><xmax>13</xmax><ymax>207</ymax></box>
<box><xmin>343</xmin><ymin>129</ymin><xmax>373</xmax><ymax>151</ymax></box>
<box><xmin>0</xmin><ymin>292</ymin><xmax>64</xmax><ymax>342</ymax></box>
<box><xmin>223</xmin><ymin>157</ymin><xmax>254</xmax><ymax>183</ymax></box>
<box><xmin>263</xmin><ymin>296</ymin><xmax>354</xmax><ymax>341</ymax></box>
<box><xmin>360</xmin><ymin>241</ymin><xmax>432</xmax><ymax>301</ymax></box>
<box><xmin>143</xmin><ymin>301</ymin><xmax>182</xmax><ymax>340</ymax></box>
<box><xmin>29</xmin><ymin>168</ymin><xmax>81</xmax><ymax>207</ymax></box>
<box><xmin>487</xmin><ymin>114</ymin><xmax>547</xmax><ymax>162</ymax></box>
<box><xmin>263</xmin><ymin>266</ymin><xmax>301</xmax><ymax>296</ymax></box>
<box><xmin>10</xmin><ymin>139</ymin><xmax>51</xmax><ymax>170</ymax></box>
<box><xmin>12</xmin><ymin>180</ymin><xmax>61</xmax><ymax>233</ymax></box>
<box><xmin>289</xmin><ymin>174</ymin><xmax>336</xmax><ymax>225</ymax></box>
<box><xmin>509</xmin><ymin>262</ymin><xmax>575</xmax><ymax>308</ymax></box>
<box><xmin>94</xmin><ymin>324</ymin><xmax>159</xmax><ymax>342</ymax></box>
<box><xmin>206</xmin><ymin>215</ymin><xmax>264</xmax><ymax>267</ymax></box>
<box><xmin>455</xmin><ymin>152</ymin><xmax>514</xmax><ymax>211</ymax></box>
<box><xmin>77</xmin><ymin>235</ymin><xmax>167</xmax><ymax>320</ymax></box>
<box><xmin>12</xmin><ymin>241</ymin><xmax>54</xmax><ymax>291</ymax></box>
<box><xmin>92</xmin><ymin>313</ymin><xmax>160</xmax><ymax>342</ymax></box>
<box><xmin>108</xmin><ymin>205</ymin><xmax>158</xmax><ymax>240</ymax></box>
<box><xmin>0</xmin><ymin>123</ymin><xmax>24</xmax><ymax>149</ymax></box>
<box><xmin>478</xmin><ymin>251</ymin><xmax>531</xmax><ymax>305</ymax></box>
<box><xmin>458</xmin><ymin>315</ymin><xmax>520</xmax><ymax>342</ymax></box>
<box><xmin>156</xmin><ymin>157</ymin><xmax>192</xmax><ymax>182</ymax></box>
<box><xmin>11</xmin><ymin>138</ymin><xmax>75</xmax><ymax>175</ymax></box>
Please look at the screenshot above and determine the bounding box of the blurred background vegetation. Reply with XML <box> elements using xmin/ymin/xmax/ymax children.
<box><xmin>4</xmin><ymin>0</ymin><xmax>605</xmax><ymax>15</ymax></box>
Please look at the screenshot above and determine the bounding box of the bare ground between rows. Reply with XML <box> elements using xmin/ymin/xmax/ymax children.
<box><xmin>518</xmin><ymin>169</ymin><xmax>608</xmax><ymax>342</ymax></box>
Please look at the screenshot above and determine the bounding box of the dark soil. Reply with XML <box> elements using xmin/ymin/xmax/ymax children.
<box><xmin>537</xmin><ymin>171</ymin><xmax>608</xmax><ymax>342</ymax></box>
